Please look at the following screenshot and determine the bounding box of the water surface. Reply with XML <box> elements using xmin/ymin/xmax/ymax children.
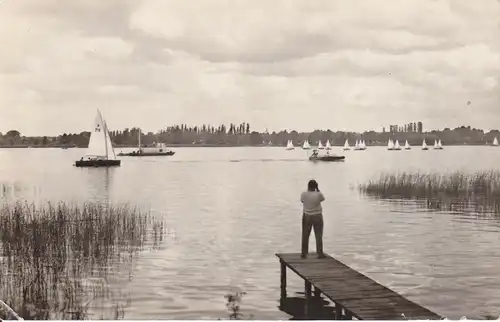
<box><xmin>1</xmin><ymin>146</ymin><xmax>500</xmax><ymax>319</ymax></box>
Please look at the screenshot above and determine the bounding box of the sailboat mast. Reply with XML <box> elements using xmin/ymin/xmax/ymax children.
<box><xmin>138</xmin><ymin>129</ymin><xmax>141</xmax><ymax>151</ymax></box>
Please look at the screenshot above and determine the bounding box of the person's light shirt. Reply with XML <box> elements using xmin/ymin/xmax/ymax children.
<box><xmin>301</xmin><ymin>191</ymin><xmax>325</xmax><ymax>215</ymax></box>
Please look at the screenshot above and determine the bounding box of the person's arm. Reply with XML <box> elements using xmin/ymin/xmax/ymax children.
<box><xmin>300</xmin><ymin>192</ymin><xmax>305</xmax><ymax>203</ymax></box>
<box><xmin>319</xmin><ymin>191</ymin><xmax>325</xmax><ymax>202</ymax></box>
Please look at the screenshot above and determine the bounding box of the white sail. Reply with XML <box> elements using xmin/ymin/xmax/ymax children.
<box><xmin>286</xmin><ymin>140</ymin><xmax>294</xmax><ymax>149</ymax></box>
<box><xmin>138</xmin><ymin>128</ymin><xmax>142</xmax><ymax>150</ymax></box>
<box><xmin>433</xmin><ymin>140</ymin><xmax>438</xmax><ymax>149</ymax></box>
<box><xmin>394</xmin><ymin>140</ymin><xmax>401</xmax><ymax>150</ymax></box>
<box><xmin>387</xmin><ymin>139</ymin><xmax>394</xmax><ymax>150</ymax></box>
<box><xmin>404</xmin><ymin>140</ymin><xmax>411</xmax><ymax>149</ymax></box>
<box><xmin>359</xmin><ymin>140</ymin><xmax>366</xmax><ymax>149</ymax></box>
<box><xmin>422</xmin><ymin>139</ymin><xmax>428</xmax><ymax>149</ymax></box>
<box><xmin>325</xmin><ymin>140</ymin><xmax>332</xmax><ymax>150</ymax></box>
<box><xmin>85</xmin><ymin>109</ymin><xmax>108</xmax><ymax>158</ymax></box>
<box><xmin>302</xmin><ymin>140</ymin><xmax>310</xmax><ymax>149</ymax></box>
<box><xmin>318</xmin><ymin>141</ymin><xmax>324</xmax><ymax>149</ymax></box>
<box><xmin>344</xmin><ymin>139</ymin><xmax>350</xmax><ymax>150</ymax></box>
<box><xmin>493</xmin><ymin>137</ymin><xmax>499</xmax><ymax>146</ymax></box>
<box><xmin>103</xmin><ymin>120</ymin><xmax>116</xmax><ymax>160</ymax></box>
<box><xmin>438</xmin><ymin>140</ymin><xmax>443</xmax><ymax>149</ymax></box>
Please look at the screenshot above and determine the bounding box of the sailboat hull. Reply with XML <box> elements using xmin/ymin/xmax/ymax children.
<box><xmin>75</xmin><ymin>159</ymin><xmax>121</xmax><ymax>167</ymax></box>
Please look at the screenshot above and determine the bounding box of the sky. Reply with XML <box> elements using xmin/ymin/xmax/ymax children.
<box><xmin>0</xmin><ymin>0</ymin><xmax>499</xmax><ymax>136</ymax></box>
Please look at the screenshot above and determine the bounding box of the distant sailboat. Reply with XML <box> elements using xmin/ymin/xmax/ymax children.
<box><xmin>302</xmin><ymin>140</ymin><xmax>311</xmax><ymax>150</ymax></box>
<box><xmin>359</xmin><ymin>140</ymin><xmax>367</xmax><ymax>150</ymax></box>
<box><xmin>75</xmin><ymin>109</ymin><xmax>121</xmax><ymax>167</ymax></box>
<box><xmin>404</xmin><ymin>140</ymin><xmax>411</xmax><ymax>150</ymax></box>
<box><xmin>394</xmin><ymin>140</ymin><xmax>402</xmax><ymax>150</ymax></box>
<box><xmin>387</xmin><ymin>139</ymin><xmax>395</xmax><ymax>151</ymax></box>
<box><xmin>354</xmin><ymin>140</ymin><xmax>361</xmax><ymax>150</ymax></box>
<box><xmin>433</xmin><ymin>139</ymin><xmax>443</xmax><ymax>150</ymax></box>
<box><xmin>318</xmin><ymin>141</ymin><xmax>324</xmax><ymax>149</ymax></box>
<box><xmin>286</xmin><ymin>140</ymin><xmax>295</xmax><ymax>150</ymax></box>
<box><xmin>422</xmin><ymin>139</ymin><xmax>429</xmax><ymax>150</ymax></box>
<box><xmin>343</xmin><ymin>139</ymin><xmax>350</xmax><ymax>151</ymax></box>
<box><xmin>325</xmin><ymin>140</ymin><xmax>332</xmax><ymax>150</ymax></box>
<box><xmin>493</xmin><ymin>137</ymin><xmax>499</xmax><ymax>146</ymax></box>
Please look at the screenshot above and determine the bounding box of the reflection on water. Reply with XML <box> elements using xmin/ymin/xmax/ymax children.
<box><xmin>83</xmin><ymin>166</ymin><xmax>114</xmax><ymax>204</ymax></box>
<box><xmin>1</xmin><ymin>146</ymin><xmax>500</xmax><ymax>319</ymax></box>
<box><xmin>279</xmin><ymin>295</ymin><xmax>335</xmax><ymax>320</ymax></box>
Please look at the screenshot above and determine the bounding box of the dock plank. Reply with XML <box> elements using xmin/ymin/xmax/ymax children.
<box><xmin>277</xmin><ymin>253</ymin><xmax>441</xmax><ymax>320</ymax></box>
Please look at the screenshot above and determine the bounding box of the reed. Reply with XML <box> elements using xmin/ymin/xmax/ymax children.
<box><xmin>359</xmin><ymin>170</ymin><xmax>500</xmax><ymax>214</ymax></box>
<box><xmin>225</xmin><ymin>291</ymin><xmax>253</xmax><ymax>320</ymax></box>
<box><xmin>0</xmin><ymin>201</ymin><xmax>164</xmax><ymax>320</ymax></box>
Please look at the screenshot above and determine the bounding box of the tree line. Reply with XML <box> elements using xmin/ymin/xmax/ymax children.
<box><xmin>0</xmin><ymin>124</ymin><xmax>498</xmax><ymax>147</ymax></box>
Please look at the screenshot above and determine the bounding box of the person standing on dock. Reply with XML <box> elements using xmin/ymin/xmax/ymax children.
<box><xmin>300</xmin><ymin>179</ymin><xmax>325</xmax><ymax>259</ymax></box>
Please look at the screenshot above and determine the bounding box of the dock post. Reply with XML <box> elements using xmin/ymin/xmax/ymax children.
<box><xmin>314</xmin><ymin>286</ymin><xmax>321</xmax><ymax>298</ymax></box>
<box><xmin>304</xmin><ymin>280</ymin><xmax>312</xmax><ymax>318</ymax></box>
<box><xmin>335</xmin><ymin>304</ymin><xmax>343</xmax><ymax>320</ymax></box>
<box><xmin>279</xmin><ymin>259</ymin><xmax>287</xmax><ymax>308</ymax></box>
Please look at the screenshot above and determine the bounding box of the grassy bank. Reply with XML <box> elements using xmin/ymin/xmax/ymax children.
<box><xmin>359</xmin><ymin>170</ymin><xmax>500</xmax><ymax>214</ymax></box>
<box><xmin>0</xmin><ymin>201</ymin><xmax>164</xmax><ymax>320</ymax></box>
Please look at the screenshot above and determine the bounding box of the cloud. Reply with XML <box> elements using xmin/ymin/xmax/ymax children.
<box><xmin>0</xmin><ymin>0</ymin><xmax>499</xmax><ymax>135</ymax></box>
<box><xmin>129</xmin><ymin>0</ymin><xmax>498</xmax><ymax>62</ymax></box>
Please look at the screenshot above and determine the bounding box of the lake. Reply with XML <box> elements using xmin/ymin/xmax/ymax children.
<box><xmin>1</xmin><ymin>146</ymin><xmax>500</xmax><ymax>319</ymax></box>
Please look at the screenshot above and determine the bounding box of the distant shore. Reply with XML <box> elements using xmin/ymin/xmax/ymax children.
<box><xmin>0</xmin><ymin>143</ymin><xmax>494</xmax><ymax>149</ymax></box>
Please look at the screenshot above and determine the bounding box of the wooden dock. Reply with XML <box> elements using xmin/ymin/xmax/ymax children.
<box><xmin>276</xmin><ymin>253</ymin><xmax>442</xmax><ymax>320</ymax></box>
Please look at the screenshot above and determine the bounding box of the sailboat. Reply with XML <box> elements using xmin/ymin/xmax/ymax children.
<box><xmin>75</xmin><ymin>109</ymin><xmax>121</xmax><ymax>167</ymax></box>
<box><xmin>387</xmin><ymin>139</ymin><xmax>395</xmax><ymax>151</ymax></box>
<box><xmin>359</xmin><ymin>140</ymin><xmax>367</xmax><ymax>150</ymax></box>
<box><xmin>493</xmin><ymin>137</ymin><xmax>499</xmax><ymax>146</ymax></box>
<box><xmin>404</xmin><ymin>140</ymin><xmax>411</xmax><ymax>150</ymax></box>
<box><xmin>286</xmin><ymin>140</ymin><xmax>295</xmax><ymax>150</ymax></box>
<box><xmin>422</xmin><ymin>139</ymin><xmax>429</xmax><ymax>150</ymax></box>
<box><xmin>343</xmin><ymin>139</ymin><xmax>350</xmax><ymax>151</ymax></box>
<box><xmin>302</xmin><ymin>140</ymin><xmax>311</xmax><ymax>150</ymax></box>
<box><xmin>354</xmin><ymin>140</ymin><xmax>361</xmax><ymax>150</ymax></box>
<box><xmin>394</xmin><ymin>140</ymin><xmax>402</xmax><ymax>150</ymax></box>
<box><xmin>325</xmin><ymin>140</ymin><xmax>332</xmax><ymax>150</ymax></box>
<box><xmin>318</xmin><ymin>141</ymin><xmax>324</xmax><ymax>149</ymax></box>
<box><xmin>433</xmin><ymin>139</ymin><xmax>443</xmax><ymax>150</ymax></box>
<box><xmin>118</xmin><ymin>129</ymin><xmax>175</xmax><ymax>156</ymax></box>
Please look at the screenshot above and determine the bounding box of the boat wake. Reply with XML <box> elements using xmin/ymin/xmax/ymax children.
<box><xmin>165</xmin><ymin>158</ymin><xmax>308</xmax><ymax>163</ymax></box>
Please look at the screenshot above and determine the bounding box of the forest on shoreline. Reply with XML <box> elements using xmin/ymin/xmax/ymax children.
<box><xmin>0</xmin><ymin>123</ymin><xmax>499</xmax><ymax>148</ymax></box>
